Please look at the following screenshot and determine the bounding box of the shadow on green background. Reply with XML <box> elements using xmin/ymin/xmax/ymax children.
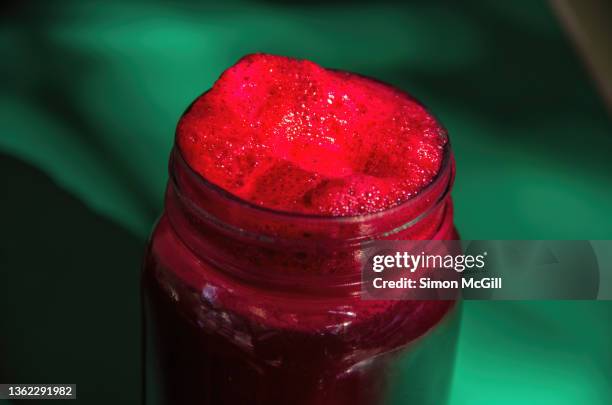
<box><xmin>0</xmin><ymin>153</ymin><xmax>141</xmax><ymax>404</ymax></box>
<box><xmin>1</xmin><ymin>0</ymin><xmax>611</xmax><ymax>404</ymax></box>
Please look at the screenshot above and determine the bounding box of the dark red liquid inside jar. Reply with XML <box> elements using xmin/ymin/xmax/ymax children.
<box><xmin>143</xmin><ymin>54</ymin><xmax>459</xmax><ymax>405</ymax></box>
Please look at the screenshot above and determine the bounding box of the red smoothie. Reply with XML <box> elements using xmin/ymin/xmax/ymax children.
<box><xmin>177</xmin><ymin>54</ymin><xmax>447</xmax><ymax>216</ymax></box>
<box><xmin>143</xmin><ymin>54</ymin><xmax>459</xmax><ymax>405</ymax></box>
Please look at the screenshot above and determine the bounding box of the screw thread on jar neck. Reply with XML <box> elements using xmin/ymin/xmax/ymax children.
<box><xmin>164</xmin><ymin>145</ymin><xmax>455</xmax><ymax>296</ymax></box>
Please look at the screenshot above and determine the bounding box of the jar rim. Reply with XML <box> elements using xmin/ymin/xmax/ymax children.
<box><xmin>171</xmin><ymin>139</ymin><xmax>453</xmax><ymax>226</ymax></box>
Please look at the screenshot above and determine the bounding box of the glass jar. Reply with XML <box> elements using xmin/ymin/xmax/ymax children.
<box><xmin>143</xmin><ymin>142</ymin><xmax>460</xmax><ymax>405</ymax></box>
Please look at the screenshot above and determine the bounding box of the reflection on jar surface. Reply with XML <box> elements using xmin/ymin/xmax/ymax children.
<box><xmin>142</xmin><ymin>143</ymin><xmax>460</xmax><ymax>405</ymax></box>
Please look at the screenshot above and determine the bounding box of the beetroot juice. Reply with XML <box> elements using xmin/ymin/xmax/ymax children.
<box><xmin>143</xmin><ymin>54</ymin><xmax>459</xmax><ymax>405</ymax></box>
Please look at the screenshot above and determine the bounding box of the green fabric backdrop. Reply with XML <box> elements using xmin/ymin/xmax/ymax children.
<box><xmin>1</xmin><ymin>0</ymin><xmax>611</xmax><ymax>404</ymax></box>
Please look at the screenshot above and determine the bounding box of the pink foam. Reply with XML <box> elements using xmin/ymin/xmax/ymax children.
<box><xmin>177</xmin><ymin>54</ymin><xmax>447</xmax><ymax>215</ymax></box>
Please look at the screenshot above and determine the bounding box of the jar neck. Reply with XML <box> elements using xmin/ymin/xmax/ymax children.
<box><xmin>164</xmin><ymin>145</ymin><xmax>455</xmax><ymax>296</ymax></box>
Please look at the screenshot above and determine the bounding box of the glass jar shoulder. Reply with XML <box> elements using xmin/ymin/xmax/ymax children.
<box><xmin>146</xmin><ymin>214</ymin><xmax>452</xmax><ymax>363</ymax></box>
